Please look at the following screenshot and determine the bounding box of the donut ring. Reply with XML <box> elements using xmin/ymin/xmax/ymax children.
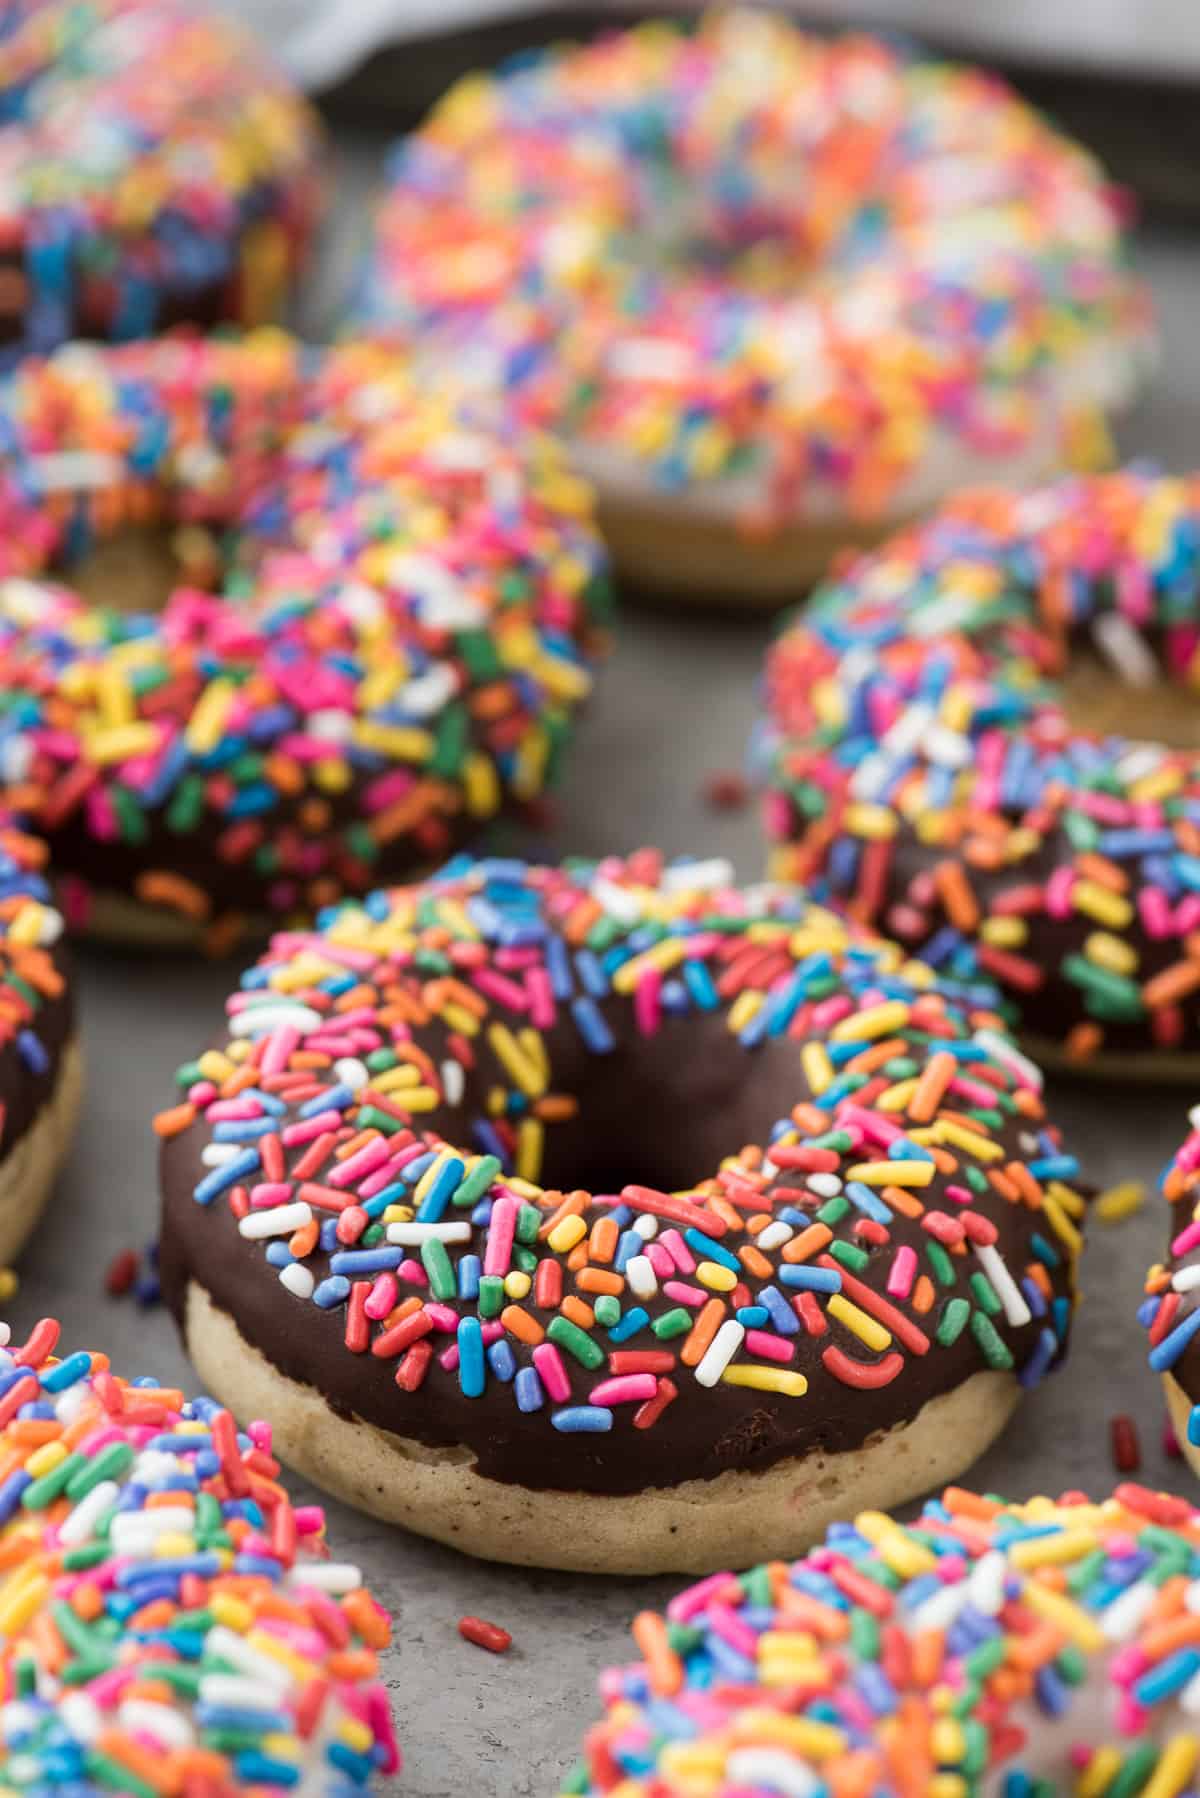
<box><xmin>564</xmin><ymin>1481</ymin><xmax>1200</xmax><ymax>1794</ymax></box>
<box><xmin>0</xmin><ymin>1314</ymin><xmax>400</xmax><ymax>1789</ymax></box>
<box><xmin>0</xmin><ymin>0</ymin><xmax>321</xmax><ymax>359</ymax></box>
<box><xmin>0</xmin><ymin>821</ymin><xmax>77</xmax><ymax>1266</ymax></box>
<box><xmin>156</xmin><ymin>852</ymin><xmax>1086</xmax><ymax>1575</ymax></box>
<box><xmin>355</xmin><ymin>10</ymin><xmax>1150</xmax><ymax>605</ymax></box>
<box><xmin>762</xmin><ymin>470</ymin><xmax>1200</xmax><ymax>1075</ymax></box>
<box><xmin>0</xmin><ymin>333</ymin><xmax>609</xmax><ymax>949</ymax></box>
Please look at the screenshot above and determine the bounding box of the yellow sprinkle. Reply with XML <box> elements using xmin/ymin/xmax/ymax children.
<box><xmin>154</xmin><ymin>1533</ymin><xmax>204</xmax><ymax>1560</ymax></box>
<box><xmin>1076</xmin><ymin>1748</ymin><xmax>1124</xmax><ymax>1798</ymax></box>
<box><xmin>23</xmin><ymin>1441</ymin><xmax>68</xmax><ymax>1480</ymax></box>
<box><xmin>503</xmin><ymin>1270</ymin><xmax>532</xmax><ymax>1300</ymax></box>
<box><xmin>245</xmin><ymin>1628</ymin><xmax>318</xmax><ymax>1683</ymax></box>
<box><xmin>875</xmin><ymin>1078</ymin><xmax>917</xmax><ymax>1113</ymax></box>
<box><xmin>694</xmin><ymin>1261</ymin><xmax>735</xmax><ymax>1294</ymax></box>
<box><xmin>1140</xmin><ymin>1737</ymin><xmax>1200</xmax><ymax>1798</ymax></box>
<box><xmin>846</xmin><ymin>1159</ymin><xmax>933</xmax><ymax>1187</ymax></box>
<box><xmin>352</xmin><ymin>721</ymin><xmax>436</xmax><ymax>761</ymax></box>
<box><xmin>394</xmin><ymin>1086</ymin><xmax>440</xmax><ymax>1112</ymax></box>
<box><xmin>197</xmin><ymin>1050</ymin><xmax>236</xmax><ymax>1083</ymax></box>
<box><xmin>1023</xmin><ymin>1582</ymin><xmax>1105</xmax><ymax>1652</ymax></box>
<box><xmin>1095</xmin><ymin>1181</ymin><xmax>1146</xmax><ymax>1223</ymax></box>
<box><xmin>931</xmin><ymin>1121</ymin><xmax>1003</xmax><ymax>1162</ymax></box>
<box><xmin>721</xmin><ymin>1365</ymin><xmax>808</xmax><ymax>1396</ymax></box>
<box><xmin>930</xmin><ymin>1780</ymin><xmax>968</xmax><ymax>1798</ymax></box>
<box><xmin>931</xmin><ymin>1717</ymin><xmax>965</xmax><ymax>1765</ymax></box>
<box><xmin>830</xmin><ymin>1000</ymin><xmax>909</xmax><ymax>1042</ymax></box>
<box><xmin>185</xmin><ymin>677</ymin><xmax>236</xmax><ymax>755</ymax></box>
<box><xmin>728</xmin><ymin>1712</ymin><xmax>843</xmax><ymax>1758</ymax></box>
<box><xmin>1071</xmin><ymin>879</ymin><xmax>1133</xmax><ymax>929</ymax></box>
<box><xmin>843</xmin><ymin>803</ymin><xmax>899</xmax><ymax>840</ymax></box>
<box><xmin>0</xmin><ymin>1574</ymin><xmax>48</xmax><ymax>1638</ymax></box>
<box><xmin>757</xmin><ymin>1631</ymin><xmax>818</xmax><ymax>1660</ymax></box>
<box><xmin>547</xmin><ymin>1215</ymin><xmax>587</xmax><ymax>1255</ymax></box>
<box><xmin>727</xmin><ymin>990</ymin><xmax>763</xmax><ymax>1035</ymax></box>
<box><xmin>516</xmin><ymin>1118</ymin><xmax>543</xmax><ymax>1183</ymax></box>
<box><xmin>827</xmin><ymin>1294</ymin><xmax>892</xmax><ymax>1352</ymax></box>
<box><xmin>1083</xmin><ymin>930</ymin><xmax>1138</xmax><ymax>976</ymax></box>
<box><xmin>84</xmin><ymin>723</ymin><xmax>161</xmax><ymax>766</ymax></box>
<box><xmin>979</xmin><ymin>916</ymin><xmax>1027</xmax><ymax>948</ymax></box>
<box><xmin>801</xmin><ymin>1041</ymin><xmax>833</xmax><ymax>1096</ymax></box>
<box><xmin>852</xmin><ymin>1512</ymin><xmax>938</xmax><ymax>1578</ymax></box>
<box><xmin>1042</xmin><ymin>1194</ymin><xmax>1083</xmax><ymax>1257</ymax></box>
<box><xmin>1046</xmin><ymin>1180</ymin><xmax>1087</xmax><ymax>1218</ymax></box>
<box><xmin>211</xmin><ymin>1593</ymin><xmax>254</xmax><ymax>1633</ymax></box>
<box><xmin>487</xmin><ymin>1024</ymin><xmax>547</xmax><ymax>1097</ymax></box>
<box><xmin>1007</xmin><ymin>1531</ymin><xmax>1098</xmax><ymax>1569</ymax></box>
<box><xmin>335</xmin><ymin>1717</ymin><xmax>376</xmax><ymax>1756</ymax></box>
<box><xmin>611</xmin><ymin>940</ymin><xmax>688</xmax><ymax>994</ymax></box>
<box><xmin>463</xmin><ymin>752</ymin><xmax>500</xmax><ymax>817</ymax></box>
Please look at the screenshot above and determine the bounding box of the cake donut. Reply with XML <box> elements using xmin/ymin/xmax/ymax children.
<box><xmin>761</xmin><ymin>469</ymin><xmax>1200</xmax><ymax>1075</ymax></box>
<box><xmin>1143</xmin><ymin>1112</ymin><xmax>1200</xmax><ymax>1477</ymax></box>
<box><xmin>0</xmin><ymin>0</ymin><xmax>321</xmax><ymax>359</ymax></box>
<box><xmin>562</xmin><ymin>1481</ymin><xmax>1200</xmax><ymax>1796</ymax></box>
<box><xmin>0</xmin><ymin>1314</ymin><xmax>400</xmax><ymax>1790</ymax></box>
<box><xmin>0</xmin><ymin>332</ymin><xmax>608</xmax><ymax>949</ymax></box>
<box><xmin>0</xmin><ymin>818</ymin><xmax>77</xmax><ymax>1266</ymax></box>
<box><xmin>156</xmin><ymin>852</ymin><xmax>1086</xmax><ymax>1576</ymax></box>
<box><xmin>354</xmin><ymin>9</ymin><xmax>1150</xmax><ymax>605</ymax></box>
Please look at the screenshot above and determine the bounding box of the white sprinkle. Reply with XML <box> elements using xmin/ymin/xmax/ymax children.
<box><xmin>911</xmin><ymin>1578</ymin><xmax>970</xmax><ymax>1634</ymax></box>
<box><xmin>57</xmin><ymin>1481</ymin><xmax>120</xmax><ymax>1548</ymax></box>
<box><xmin>388</xmin><ymin>552</ymin><xmax>484</xmax><ymax>629</ymax></box>
<box><xmin>110</xmin><ymin>1508</ymin><xmax>196</xmax><ymax>1552</ymax></box>
<box><xmin>1174</xmin><ymin>1266</ymin><xmax>1200</xmax><ymax>1293</ymax></box>
<box><xmin>807</xmin><ymin>1174</ymin><xmax>842</xmax><ymax>1199</ymax></box>
<box><xmin>117</xmin><ymin>1700</ymin><xmax>194</xmax><ymax>1749</ymax></box>
<box><xmin>307</xmin><ymin>709</ymin><xmax>354</xmax><ymax>743</ymax></box>
<box><xmin>626</xmin><ymin>1255</ymin><xmax>658</xmax><ymax>1300</ymax></box>
<box><xmin>754</xmin><ymin>1221</ymin><xmax>794</xmax><ymax>1252</ymax></box>
<box><xmin>399</xmin><ymin>664</ymin><xmax>459</xmax><ymax>718</ymax></box>
<box><xmin>29</xmin><ymin>450</ymin><xmax>122</xmax><ymax>492</ymax></box>
<box><xmin>973</xmin><ymin>1244</ymin><xmax>1032</xmax><ymax>1328</ymax></box>
<box><xmin>1093</xmin><ymin>612</ymin><xmax>1159</xmax><ymax>688</ymax></box>
<box><xmin>57</xmin><ymin>1693</ymin><xmax>101</xmax><ymax>1745</ymax></box>
<box><xmin>925</xmin><ymin>724</ymin><xmax>971</xmax><ymax>769</ymax></box>
<box><xmin>662</xmin><ymin>858</ymin><xmax>735</xmax><ymax>894</ymax></box>
<box><xmin>965</xmin><ymin>1549</ymin><xmax>1005</xmax><ymax>1617</ymax></box>
<box><xmin>230</xmin><ymin>1004</ymin><xmax>322</xmax><ymax>1038</ymax></box>
<box><xmin>1181</xmin><ymin>1662</ymin><xmax>1200</xmax><ymax>1715</ymax></box>
<box><xmin>199</xmin><ymin>1673</ymin><xmax>290</xmax><ymax>1711</ymax></box>
<box><xmin>726</xmin><ymin>1750</ymin><xmax>819</xmax><ymax>1798</ymax></box>
<box><xmin>608</xmin><ymin>336</ymin><xmax>694</xmax><ymax>383</ymax></box>
<box><xmin>0</xmin><ymin>579</ymin><xmax>51</xmax><ymax>625</ymax></box>
<box><xmin>386</xmin><ymin>1222</ymin><xmax>472</xmax><ymax>1246</ymax></box>
<box><xmin>1101</xmin><ymin>1578</ymin><xmax>1157</xmax><ymax>1642</ymax></box>
<box><xmin>590</xmin><ymin>874</ymin><xmax>642</xmax><ymax>923</ymax></box>
<box><xmin>238</xmin><ymin>1201</ymin><xmax>314</xmax><ymax>1241</ymax></box>
<box><xmin>694</xmin><ymin>1320</ymin><xmax>745</xmax><ymax>1388</ymax></box>
<box><xmin>289</xmin><ymin>1561</ymin><xmax>362</xmax><ymax>1593</ymax></box>
<box><xmin>0</xmin><ymin>738</ymin><xmax>31</xmax><ymax>785</ymax></box>
<box><xmin>633</xmin><ymin>1213</ymin><xmax>659</xmax><ymax>1242</ymax></box>
<box><xmin>972</xmin><ymin>1028</ymin><xmax>1044</xmax><ymax>1093</ymax></box>
<box><xmin>881</xmin><ymin>701</ymin><xmax>934</xmax><ymax>760</ymax></box>
<box><xmin>280</xmin><ymin>1263</ymin><xmax>316</xmax><ymax>1300</ymax></box>
<box><xmin>1115</xmin><ymin>743</ymin><xmax>1164</xmax><ymax>785</ymax></box>
<box><xmin>205</xmin><ymin>1626</ymin><xmax>295</xmax><ymax>1691</ymax></box>
<box><xmin>440</xmin><ymin>1059</ymin><xmax>465</xmax><ymax>1107</ymax></box>
<box><xmin>333</xmin><ymin>1057</ymin><xmax>369</xmax><ymax>1092</ymax></box>
<box><xmin>201</xmin><ymin>1143</ymin><xmax>240</xmax><ymax>1168</ymax></box>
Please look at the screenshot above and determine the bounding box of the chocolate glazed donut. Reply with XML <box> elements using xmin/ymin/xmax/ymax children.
<box><xmin>158</xmin><ymin>854</ymin><xmax>1086</xmax><ymax>1573</ymax></box>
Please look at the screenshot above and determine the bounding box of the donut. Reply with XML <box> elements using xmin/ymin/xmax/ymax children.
<box><xmin>562</xmin><ymin>1481</ymin><xmax>1200</xmax><ymax>1795</ymax></box>
<box><xmin>760</xmin><ymin>469</ymin><xmax>1200</xmax><ymax>1076</ymax></box>
<box><xmin>1143</xmin><ymin>1114</ymin><xmax>1200</xmax><ymax>1476</ymax></box>
<box><xmin>155</xmin><ymin>851</ymin><xmax>1086</xmax><ymax>1576</ymax></box>
<box><xmin>353</xmin><ymin>9</ymin><xmax>1150</xmax><ymax>606</ymax></box>
<box><xmin>0</xmin><ymin>1313</ymin><xmax>400</xmax><ymax>1790</ymax></box>
<box><xmin>0</xmin><ymin>332</ymin><xmax>609</xmax><ymax>949</ymax></box>
<box><xmin>0</xmin><ymin>817</ymin><xmax>77</xmax><ymax>1266</ymax></box>
<box><xmin>0</xmin><ymin>0</ymin><xmax>321</xmax><ymax>359</ymax></box>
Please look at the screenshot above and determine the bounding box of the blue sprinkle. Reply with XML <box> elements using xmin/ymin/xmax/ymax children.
<box><xmin>551</xmin><ymin>1406</ymin><xmax>612</xmax><ymax>1433</ymax></box>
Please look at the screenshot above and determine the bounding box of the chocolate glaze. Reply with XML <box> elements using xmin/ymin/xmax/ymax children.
<box><xmin>160</xmin><ymin>994</ymin><xmax>1078</xmax><ymax>1498</ymax></box>
<box><xmin>0</xmin><ymin>939</ymin><xmax>73</xmax><ymax>1163</ymax></box>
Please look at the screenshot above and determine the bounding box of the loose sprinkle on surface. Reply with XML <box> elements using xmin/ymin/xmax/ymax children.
<box><xmin>458</xmin><ymin>1615</ymin><xmax>512</xmax><ymax>1654</ymax></box>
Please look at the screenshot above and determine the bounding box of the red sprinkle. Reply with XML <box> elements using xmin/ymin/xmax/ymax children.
<box><xmin>702</xmin><ymin>771</ymin><xmax>749</xmax><ymax>811</ymax></box>
<box><xmin>458</xmin><ymin>1615</ymin><xmax>512</xmax><ymax>1654</ymax></box>
<box><xmin>104</xmin><ymin>1249</ymin><xmax>140</xmax><ymax>1297</ymax></box>
<box><xmin>1110</xmin><ymin>1413</ymin><xmax>1141</xmax><ymax>1474</ymax></box>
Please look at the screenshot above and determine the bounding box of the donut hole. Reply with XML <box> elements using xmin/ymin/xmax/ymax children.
<box><xmin>1058</xmin><ymin>619</ymin><xmax>1200</xmax><ymax>749</ymax></box>
<box><xmin>61</xmin><ymin>522</ymin><xmax>225</xmax><ymax>616</ymax></box>
<box><xmin>463</xmin><ymin>1011</ymin><xmax>805</xmax><ymax>1197</ymax></box>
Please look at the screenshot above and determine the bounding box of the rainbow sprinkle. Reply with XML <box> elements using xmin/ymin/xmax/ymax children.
<box><xmin>0</xmin><ymin>1315</ymin><xmax>399</xmax><ymax>1791</ymax></box>
<box><xmin>355</xmin><ymin>10</ymin><xmax>1148</xmax><ymax>530</ymax></box>
<box><xmin>0</xmin><ymin>332</ymin><xmax>609</xmax><ymax>944</ymax></box>
<box><xmin>1143</xmin><ymin>1111</ymin><xmax>1200</xmax><ymax>1450</ymax></box>
<box><xmin>0</xmin><ymin>809</ymin><xmax>64</xmax><ymax>1153</ymax></box>
<box><xmin>761</xmin><ymin>469</ymin><xmax>1200</xmax><ymax>1064</ymax></box>
<box><xmin>561</xmin><ymin>1482</ymin><xmax>1200</xmax><ymax>1796</ymax></box>
<box><xmin>156</xmin><ymin>854</ymin><xmax>1084</xmax><ymax>1475</ymax></box>
<box><xmin>0</xmin><ymin>0</ymin><xmax>322</xmax><ymax>358</ymax></box>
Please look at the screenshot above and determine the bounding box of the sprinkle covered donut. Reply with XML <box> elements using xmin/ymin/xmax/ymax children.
<box><xmin>0</xmin><ymin>1314</ymin><xmax>400</xmax><ymax>1791</ymax></box>
<box><xmin>0</xmin><ymin>333</ymin><xmax>608</xmax><ymax>948</ymax></box>
<box><xmin>156</xmin><ymin>853</ymin><xmax>1086</xmax><ymax>1575</ymax></box>
<box><xmin>762</xmin><ymin>469</ymin><xmax>1200</xmax><ymax>1074</ymax></box>
<box><xmin>561</xmin><ymin>1481</ymin><xmax>1200</xmax><ymax>1796</ymax></box>
<box><xmin>0</xmin><ymin>820</ymin><xmax>76</xmax><ymax>1265</ymax></box>
<box><xmin>0</xmin><ymin>0</ymin><xmax>321</xmax><ymax>358</ymax></box>
<box><xmin>1143</xmin><ymin>1112</ymin><xmax>1200</xmax><ymax>1476</ymax></box>
<box><xmin>355</xmin><ymin>9</ymin><xmax>1149</xmax><ymax>604</ymax></box>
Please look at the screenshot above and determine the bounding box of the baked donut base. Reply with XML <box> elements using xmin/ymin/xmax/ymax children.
<box><xmin>1163</xmin><ymin>1373</ymin><xmax>1200</xmax><ymax>1477</ymax></box>
<box><xmin>1023</xmin><ymin>1034</ymin><xmax>1200</xmax><ymax>1085</ymax></box>
<box><xmin>0</xmin><ymin>1035</ymin><xmax>84</xmax><ymax>1266</ymax></box>
<box><xmin>182</xmin><ymin>1278</ymin><xmax>1023</xmax><ymax>1574</ymax></box>
<box><xmin>596</xmin><ymin>493</ymin><xmax>903</xmax><ymax>607</ymax></box>
<box><xmin>77</xmin><ymin>890</ymin><xmax>248</xmax><ymax>953</ymax></box>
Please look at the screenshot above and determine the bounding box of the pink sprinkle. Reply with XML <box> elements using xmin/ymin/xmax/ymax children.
<box><xmin>658</xmin><ymin>1228</ymin><xmax>695</xmax><ymax>1274</ymax></box>
<box><xmin>887</xmin><ymin>1246</ymin><xmax>917</xmax><ymax>1299</ymax></box>
<box><xmin>483</xmin><ymin>1196</ymin><xmax>518</xmax><ymax>1276</ymax></box>
<box><xmin>532</xmin><ymin>1342</ymin><xmax>571</xmax><ymax>1402</ymax></box>
<box><xmin>744</xmin><ymin>1330</ymin><xmax>794</xmax><ymax>1364</ymax></box>
<box><xmin>589</xmin><ymin>1374</ymin><xmax>657</xmax><ymax>1405</ymax></box>
<box><xmin>364</xmin><ymin>1274</ymin><xmax>399</xmax><ymax>1319</ymax></box>
<box><xmin>663</xmin><ymin>1280</ymin><xmax>707</xmax><ymax>1308</ymax></box>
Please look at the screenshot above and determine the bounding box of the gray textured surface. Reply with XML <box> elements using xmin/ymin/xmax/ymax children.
<box><xmin>6</xmin><ymin>229</ymin><xmax>1200</xmax><ymax>1794</ymax></box>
